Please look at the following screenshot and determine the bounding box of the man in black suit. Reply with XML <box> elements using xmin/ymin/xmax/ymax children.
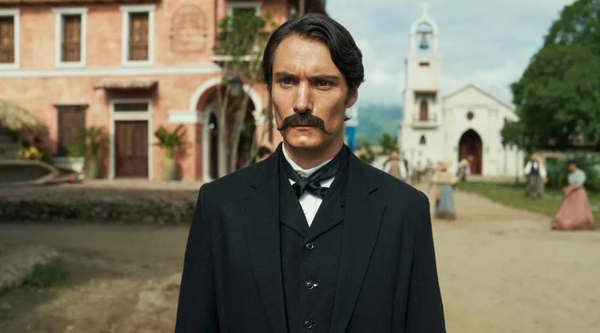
<box><xmin>175</xmin><ymin>13</ymin><xmax>446</xmax><ymax>333</ymax></box>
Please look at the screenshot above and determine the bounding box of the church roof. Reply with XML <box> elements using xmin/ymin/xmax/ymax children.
<box><xmin>443</xmin><ymin>84</ymin><xmax>515</xmax><ymax>111</ymax></box>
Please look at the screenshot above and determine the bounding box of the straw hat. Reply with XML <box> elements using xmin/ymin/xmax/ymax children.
<box><xmin>438</xmin><ymin>161</ymin><xmax>450</xmax><ymax>171</ymax></box>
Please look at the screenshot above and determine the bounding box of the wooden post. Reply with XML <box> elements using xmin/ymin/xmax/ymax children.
<box><xmin>299</xmin><ymin>0</ymin><xmax>306</xmax><ymax>16</ymax></box>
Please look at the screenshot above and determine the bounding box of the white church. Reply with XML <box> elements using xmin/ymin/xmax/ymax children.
<box><xmin>399</xmin><ymin>6</ymin><xmax>524</xmax><ymax>177</ymax></box>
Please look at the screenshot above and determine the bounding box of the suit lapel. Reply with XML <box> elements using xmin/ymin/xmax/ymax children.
<box><xmin>331</xmin><ymin>155</ymin><xmax>387</xmax><ymax>332</ymax></box>
<box><xmin>241</xmin><ymin>146</ymin><xmax>288</xmax><ymax>333</ymax></box>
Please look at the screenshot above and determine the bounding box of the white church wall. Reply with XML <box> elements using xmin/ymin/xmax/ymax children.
<box><xmin>444</xmin><ymin>93</ymin><xmax>524</xmax><ymax>176</ymax></box>
<box><xmin>406</xmin><ymin>57</ymin><xmax>441</xmax><ymax>92</ymax></box>
<box><xmin>399</xmin><ymin>6</ymin><xmax>524</xmax><ymax>178</ymax></box>
<box><xmin>400</xmin><ymin>124</ymin><xmax>445</xmax><ymax>167</ymax></box>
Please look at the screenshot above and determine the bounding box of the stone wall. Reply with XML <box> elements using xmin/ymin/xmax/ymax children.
<box><xmin>0</xmin><ymin>186</ymin><xmax>198</xmax><ymax>223</ymax></box>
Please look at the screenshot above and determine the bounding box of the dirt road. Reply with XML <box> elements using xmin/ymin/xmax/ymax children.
<box><xmin>1</xmin><ymin>187</ymin><xmax>599</xmax><ymax>333</ymax></box>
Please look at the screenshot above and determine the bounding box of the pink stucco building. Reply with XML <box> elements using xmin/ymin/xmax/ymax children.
<box><xmin>0</xmin><ymin>0</ymin><xmax>326</xmax><ymax>180</ymax></box>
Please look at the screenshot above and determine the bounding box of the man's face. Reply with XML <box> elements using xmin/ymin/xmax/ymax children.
<box><xmin>568</xmin><ymin>163</ymin><xmax>577</xmax><ymax>172</ymax></box>
<box><xmin>271</xmin><ymin>34</ymin><xmax>357</xmax><ymax>152</ymax></box>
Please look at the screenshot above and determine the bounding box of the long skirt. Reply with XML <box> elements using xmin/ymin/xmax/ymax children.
<box><xmin>435</xmin><ymin>184</ymin><xmax>456</xmax><ymax>220</ymax></box>
<box><xmin>525</xmin><ymin>175</ymin><xmax>544</xmax><ymax>198</ymax></box>
<box><xmin>551</xmin><ymin>187</ymin><xmax>595</xmax><ymax>230</ymax></box>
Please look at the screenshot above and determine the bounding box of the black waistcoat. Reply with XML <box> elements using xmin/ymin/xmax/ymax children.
<box><xmin>278</xmin><ymin>156</ymin><xmax>350</xmax><ymax>333</ymax></box>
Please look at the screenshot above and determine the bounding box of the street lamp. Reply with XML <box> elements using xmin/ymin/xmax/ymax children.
<box><xmin>229</xmin><ymin>76</ymin><xmax>243</xmax><ymax>98</ymax></box>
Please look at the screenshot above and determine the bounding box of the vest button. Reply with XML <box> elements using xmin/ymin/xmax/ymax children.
<box><xmin>303</xmin><ymin>319</ymin><xmax>315</xmax><ymax>329</ymax></box>
<box><xmin>304</xmin><ymin>242</ymin><xmax>317</xmax><ymax>251</ymax></box>
<box><xmin>305</xmin><ymin>280</ymin><xmax>318</xmax><ymax>290</ymax></box>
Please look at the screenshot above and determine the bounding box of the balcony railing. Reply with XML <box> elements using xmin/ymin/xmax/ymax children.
<box><xmin>0</xmin><ymin>45</ymin><xmax>14</xmax><ymax>63</ymax></box>
<box><xmin>129</xmin><ymin>41</ymin><xmax>148</xmax><ymax>61</ymax></box>
<box><xmin>61</xmin><ymin>42</ymin><xmax>81</xmax><ymax>62</ymax></box>
<box><xmin>411</xmin><ymin>112</ymin><xmax>438</xmax><ymax>128</ymax></box>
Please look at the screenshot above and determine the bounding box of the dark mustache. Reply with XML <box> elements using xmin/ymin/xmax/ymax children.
<box><xmin>277</xmin><ymin>113</ymin><xmax>332</xmax><ymax>135</ymax></box>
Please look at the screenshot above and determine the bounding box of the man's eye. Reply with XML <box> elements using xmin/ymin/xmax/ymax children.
<box><xmin>317</xmin><ymin>80</ymin><xmax>330</xmax><ymax>87</ymax></box>
<box><xmin>280</xmin><ymin>78</ymin><xmax>293</xmax><ymax>85</ymax></box>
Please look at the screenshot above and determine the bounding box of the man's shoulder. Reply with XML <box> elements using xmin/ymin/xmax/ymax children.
<box><xmin>201</xmin><ymin>162</ymin><xmax>265</xmax><ymax>198</ymax></box>
<box><xmin>358</xmin><ymin>160</ymin><xmax>428</xmax><ymax>204</ymax></box>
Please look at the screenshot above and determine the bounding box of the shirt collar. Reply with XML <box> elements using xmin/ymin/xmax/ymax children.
<box><xmin>282</xmin><ymin>144</ymin><xmax>332</xmax><ymax>179</ymax></box>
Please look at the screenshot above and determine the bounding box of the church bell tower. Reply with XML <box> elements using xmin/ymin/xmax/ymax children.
<box><xmin>399</xmin><ymin>4</ymin><xmax>444</xmax><ymax>166</ymax></box>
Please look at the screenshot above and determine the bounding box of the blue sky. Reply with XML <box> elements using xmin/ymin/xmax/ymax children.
<box><xmin>326</xmin><ymin>0</ymin><xmax>575</xmax><ymax>107</ymax></box>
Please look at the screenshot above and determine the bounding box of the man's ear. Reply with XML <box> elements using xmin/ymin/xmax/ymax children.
<box><xmin>345</xmin><ymin>87</ymin><xmax>358</xmax><ymax>107</ymax></box>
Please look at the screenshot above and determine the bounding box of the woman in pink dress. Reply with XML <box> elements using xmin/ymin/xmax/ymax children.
<box><xmin>551</xmin><ymin>160</ymin><xmax>595</xmax><ymax>230</ymax></box>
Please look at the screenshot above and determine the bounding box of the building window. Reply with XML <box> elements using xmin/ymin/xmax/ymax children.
<box><xmin>114</xmin><ymin>102</ymin><xmax>149</xmax><ymax>112</ymax></box>
<box><xmin>62</xmin><ymin>15</ymin><xmax>81</xmax><ymax>62</ymax></box>
<box><xmin>121</xmin><ymin>5</ymin><xmax>155</xmax><ymax>65</ymax></box>
<box><xmin>226</xmin><ymin>2</ymin><xmax>260</xmax><ymax>17</ymax></box>
<box><xmin>129</xmin><ymin>13</ymin><xmax>149</xmax><ymax>61</ymax></box>
<box><xmin>56</xmin><ymin>105</ymin><xmax>87</xmax><ymax>156</ymax></box>
<box><xmin>467</xmin><ymin>111</ymin><xmax>474</xmax><ymax>120</ymax></box>
<box><xmin>419</xmin><ymin>100</ymin><xmax>429</xmax><ymax>121</ymax></box>
<box><xmin>0</xmin><ymin>9</ymin><xmax>19</xmax><ymax>67</ymax></box>
<box><xmin>54</xmin><ymin>8</ymin><xmax>87</xmax><ymax>67</ymax></box>
<box><xmin>419</xmin><ymin>135</ymin><xmax>426</xmax><ymax>145</ymax></box>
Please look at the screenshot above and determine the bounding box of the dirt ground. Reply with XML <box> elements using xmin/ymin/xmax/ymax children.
<box><xmin>0</xmin><ymin>185</ymin><xmax>599</xmax><ymax>333</ymax></box>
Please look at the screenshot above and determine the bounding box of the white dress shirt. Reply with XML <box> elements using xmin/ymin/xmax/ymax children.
<box><xmin>524</xmin><ymin>161</ymin><xmax>547</xmax><ymax>178</ymax></box>
<box><xmin>282</xmin><ymin>146</ymin><xmax>335</xmax><ymax>227</ymax></box>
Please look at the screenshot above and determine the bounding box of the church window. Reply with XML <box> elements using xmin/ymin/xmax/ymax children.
<box><xmin>419</xmin><ymin>62</ymin><xmax>430</xmax><ymax>67</ymax></box>
<box><xmin>419</xmin><ymin>100</ymin><xmax>429</xmax><ymax>121</ymax></box>
<box><xmin>467</xmin><ymin>111</ymin><xmax>474</xmax><ymax>120</ymax></box>
<box><xmin>419</xmin><ymin>135</ymin><xmax>426</xmax><ymax>145</ymax></box>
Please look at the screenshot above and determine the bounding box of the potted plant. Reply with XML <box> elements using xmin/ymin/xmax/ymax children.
<box><xmin>154</xmin><ymin>125</ymin><xmax>186</xmax><ymax>180</ymax></box>
<box><xmin>79</xmin><ymin>126</ymin><xmax>110</xmax><ymax>179</ymax></box>
<box><xmin>52</xmin><ymin>141</ymin><xmax>85</xmax><ymax>174</ymax></box>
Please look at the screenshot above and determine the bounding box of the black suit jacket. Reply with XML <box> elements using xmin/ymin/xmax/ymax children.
<box><xmin>175</xmin><ymin>147</ymin><xmax>446</xmax><ymax>333</ymax></box>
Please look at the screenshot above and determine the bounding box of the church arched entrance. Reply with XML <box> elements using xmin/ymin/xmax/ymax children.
<box><xmin>458</xmin><ymin>129</ymin><xmax>482</xmax><ymax>175</ymax></box>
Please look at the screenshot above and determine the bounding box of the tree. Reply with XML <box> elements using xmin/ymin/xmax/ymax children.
<box><xmin>357</xmin><ymin>142</ymin><xmax>376</xmax><ymax>164</ymax></box>
<box><xmin>377</xmin><ymin>133</ymin><xmax>399</xmax><ymax>156</ymax></box>
<box><xmin>503</xmin><ymin>0</ymin><xmax>600</xmax><ymax>151</ymax></box>
<box><xmin>213</xmin><ymin>11</ymin><xmax>277</xmax><ymax>175</ymax></box>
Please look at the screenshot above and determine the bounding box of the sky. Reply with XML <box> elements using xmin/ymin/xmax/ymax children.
<box><xmin>325</xmin><ymin>0</ymin><xmax>575</xmax><ymax>107</ymax></box>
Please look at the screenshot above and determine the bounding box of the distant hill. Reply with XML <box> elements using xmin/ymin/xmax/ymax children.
<box><xmin>354</xmin><ymin>104</ymin><xmax>402</xmax><ymax>146</ymax></box>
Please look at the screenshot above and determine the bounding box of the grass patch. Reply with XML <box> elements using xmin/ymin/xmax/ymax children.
<box><xmin>456</xmin><ymin>181</ymin><xmax>600</xmax><ymax>228</ymax></box>
<box><xmin>23</xmin><ymin>261</ymin><xmax>69</xmax><ymax>288</ymax></box>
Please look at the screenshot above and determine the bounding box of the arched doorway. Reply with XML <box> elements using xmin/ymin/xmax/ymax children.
<box><xmin>458</xmin><ymin>129</ymin><xmax>482</xmax><ymax>175</ymax></box>
<box><xmin>208</xmin><ymin>113</ymin><xmax>218</xmax><ymax>180</ymax></box>
<box><xmin>191</xmin><ymin>78</ymin><xmax>265</xmax><ymax>180</ymax></box>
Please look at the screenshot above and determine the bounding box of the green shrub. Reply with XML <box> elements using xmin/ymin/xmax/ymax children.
<box><xmin>545</xmin><ymin>151</ymin><xmax>600</xmax><ymax>191</ymax></box>
<box><xmin>23</xmin><ymin>261</ymin><xmax>69</xmax><ymax>288</ymax></box>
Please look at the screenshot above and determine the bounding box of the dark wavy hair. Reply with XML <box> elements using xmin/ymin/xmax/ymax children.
<box><xmin>262</xmin><ymin>13</ymin><xmax>364</xmax><ymax>95</ymax></box>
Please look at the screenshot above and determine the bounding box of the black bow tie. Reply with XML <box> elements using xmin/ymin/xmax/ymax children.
<box><xmin>282</xmin><ymin>146</ymin><xmax>348</xmax><ymax>199</ymax></box>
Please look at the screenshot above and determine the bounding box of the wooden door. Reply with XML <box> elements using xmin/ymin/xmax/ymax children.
<box><xmin>57</xmin><ymin>106</ymin><xmax>86</xmax><ymax>156</ymax></box>
<box><xmin>419</xmin><ymin>100</ymin><xmax>429</xmax><ymax>121</ymax></box>
<box><xmin>115</xmin><ymin>121</ymin><xmax>148</xmax><ymax>178</ymax></box>
<box><xmin>458</xmin><ymin>129</ymin><xmax>482</xmax><ymax>175</ymax></box>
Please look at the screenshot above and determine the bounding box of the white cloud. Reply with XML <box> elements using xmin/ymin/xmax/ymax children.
<box><xmin>326</xmin><ymin>0</ymin><xmax>574</xmax><ymax>106</ymax></box>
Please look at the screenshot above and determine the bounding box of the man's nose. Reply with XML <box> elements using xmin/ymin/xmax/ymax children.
<box><xmin>293</xmin><ymin>82</ymin><xmax>312</xmax><ymax>113</ymax></box>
